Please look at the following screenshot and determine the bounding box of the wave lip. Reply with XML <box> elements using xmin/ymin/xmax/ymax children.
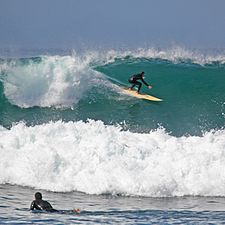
<box><xmin>1</xmin><ymin>55</ymin><xmax>104</xmax><ymax>108</ymax></box>
<box><xmin>0</xmin><ymin>120</ymin><xmax>225</xmax><ymax>197</ymax></box>
<box><xmin>97</xmin><ymin>46</ymin><xmax>225</xmax><ymax>65</ymax></box>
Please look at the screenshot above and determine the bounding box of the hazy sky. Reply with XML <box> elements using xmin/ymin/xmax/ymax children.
<box><xmin>1</xmin><ymin>0</ymin><xmax>225</xmax><ymax>50</ymax></box>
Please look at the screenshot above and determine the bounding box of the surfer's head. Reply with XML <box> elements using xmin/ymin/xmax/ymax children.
<box><xmin>141</xmin><ymin>71</ymin><xmax>145</xmax><ymax>78</ymax></box>
<box><xmin>35</xmin><ymin>192</ymin><xmax>42</xmax><ymax>200</ymax></box>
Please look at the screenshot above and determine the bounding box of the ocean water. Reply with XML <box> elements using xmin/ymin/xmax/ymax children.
<box><xmin>0</xmin><ymin>47</ymin><xmax>225</xmax><ymax>224</ymax></box>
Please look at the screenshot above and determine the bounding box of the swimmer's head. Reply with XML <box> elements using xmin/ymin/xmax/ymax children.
<box><xmin>35</xmin><ymin>192</ymin><xmax>42</xmax><ymax>200</ymax></box>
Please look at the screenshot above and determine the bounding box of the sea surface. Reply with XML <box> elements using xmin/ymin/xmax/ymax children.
<box><xmin>0</xmin><ymin>47</ymin><xmax>225</xmax><ymax>224</ymax></box>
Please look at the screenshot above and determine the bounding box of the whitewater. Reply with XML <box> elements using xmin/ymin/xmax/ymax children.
<box><xmin>1</xmin><ymin>120</ymin><xmax>225</xmax><ymax>197</ymax></box>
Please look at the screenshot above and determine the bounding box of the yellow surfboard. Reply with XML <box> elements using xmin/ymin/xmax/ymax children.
<box><xmin>122</xmin><ymin>88</ymin><xmax>162</xmax><ymax>102</ymax></box>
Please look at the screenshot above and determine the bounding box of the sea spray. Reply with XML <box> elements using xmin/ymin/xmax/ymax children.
<box><xmin>1</xmin><ymin>55</ymin><xmax>106</xmax><ymax>108</ymax></box>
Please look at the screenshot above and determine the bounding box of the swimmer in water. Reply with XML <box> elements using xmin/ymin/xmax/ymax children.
<box><xmin>30</xmin><ymin>192</ymin><xmax>80</xmax><ymax>213</ymax></box>
<box><xmin>30</xmin><ymin>192</ymin><xmax>57</xmax><ymax>212</ymax></box>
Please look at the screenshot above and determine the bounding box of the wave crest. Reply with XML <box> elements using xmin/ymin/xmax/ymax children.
<box><xmin>1</xmin><ymin>55</ymin><xmax>104</xmax><ymax>108</ymax></box>
<box><xmin>1</xmin><ymin>46</ymin><xmax>225</xmax><ymax>108</ymax></box>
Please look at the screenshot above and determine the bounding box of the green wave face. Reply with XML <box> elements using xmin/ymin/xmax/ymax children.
<box><xmin>0</xmin><ymin>53</ymin><xmax>225</xmax><ymax>136</ymax></box>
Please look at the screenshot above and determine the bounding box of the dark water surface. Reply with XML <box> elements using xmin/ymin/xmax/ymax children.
<box><xmin>1</xmin><ymin>184</ymin><xmax>225</xmax><ymax>224</ymax></box>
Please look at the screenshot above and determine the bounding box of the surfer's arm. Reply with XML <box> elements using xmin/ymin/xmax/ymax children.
<box><xmin>72</xmin><ymin>208</ymin><xmax>81</xmax><ymax>213</ymax></box>
<box><xmin>141</xmin><ymin>78</ymin><xmax>152</xmax><ymax>88</ymax></box>
<box><xmin>30</xmin><ymin>201</ymin><xmax>35</xmax><ymax>210</ymax></box>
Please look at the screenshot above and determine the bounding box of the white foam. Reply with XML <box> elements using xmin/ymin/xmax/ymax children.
<box><xmin>101</xmin><ymin>46</ymin><xmax>225</xmax><ymax>65</ymax></box>
<box><xmin>2</xmin><ymin>55</ymin><xmax>106</xmax><ymax>108</ymax></box>
<box><xmin>0</xmin><ymin>120</ymin><xmax>225</xmax><ymax>197</ymax></box>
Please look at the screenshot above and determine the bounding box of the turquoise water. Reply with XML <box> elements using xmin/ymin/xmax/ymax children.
<box><xmin>96</xmin><ymin>57</ymin><xmax>225</xmax><ymax>136</ymax></box>
<box><xmin>1</xmin><ymin>51</ymin><xmax>224</xmax><ymax>136</ymax></box>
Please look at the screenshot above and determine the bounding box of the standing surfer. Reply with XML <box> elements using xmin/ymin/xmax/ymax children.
<box><xmin>128</xmin><ymin>71</ymin><xmax>152</xmax><ymax>93</ymax></box>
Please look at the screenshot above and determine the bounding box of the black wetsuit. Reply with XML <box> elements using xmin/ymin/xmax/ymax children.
<box><xmin>128</xmin><ymin>73</ymin><xmax>149</xmax><ymax>92</ymax></box>
<box><xmin>30</xmin><ymin>199</ymin><xmax>57</xmax><ymax>212</ymax></box>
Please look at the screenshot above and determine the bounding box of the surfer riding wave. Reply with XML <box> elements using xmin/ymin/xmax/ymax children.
<box><xmin>128</xmin><ymin>71</ymin><xmax>152</xmax><ymax>93</ymax></box>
